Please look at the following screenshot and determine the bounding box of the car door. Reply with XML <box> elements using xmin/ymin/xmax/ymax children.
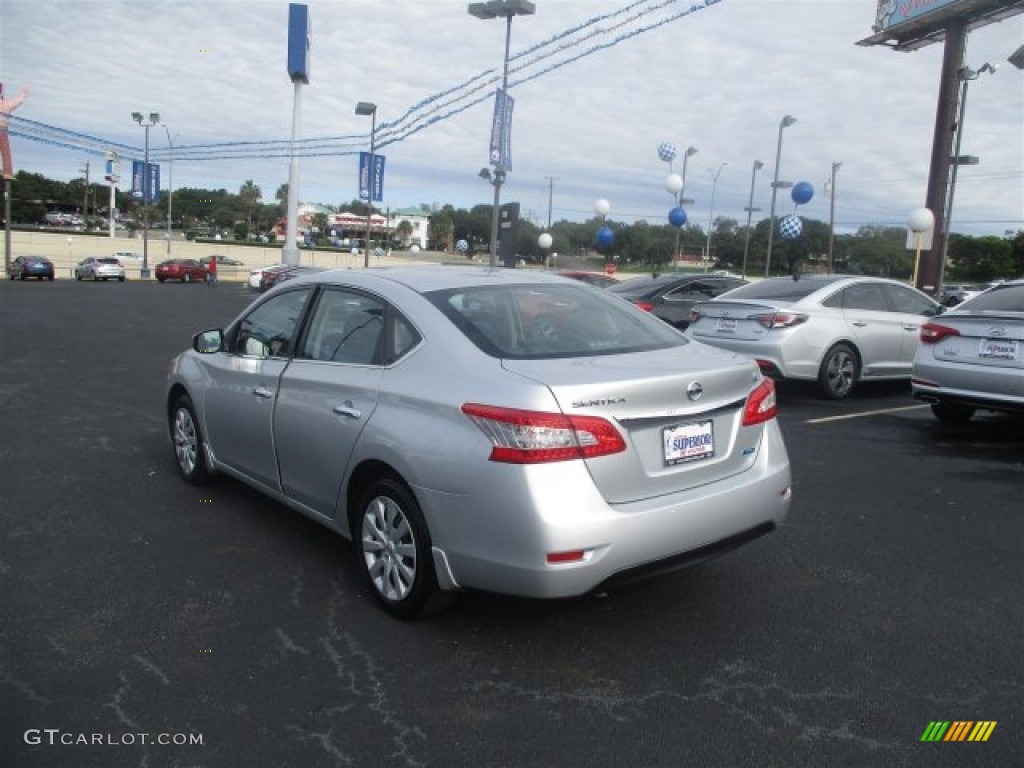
<box><xmin>836</xmin><ymin>282</ymin><xmax>906</xmax><ymax>377</ymax></box>
<box><xmin>881</xmin><ymin>283</ymin><xmax>941</xmax><ymax>370</ymax></box>
<box><xmin>201</xmin><ymin>287</ymin><xmax>314</xmax><ymax>489</ymax></box>
<box><xmin>274</xmin><ymin>288</ymin><xmax>420</xmax><ymax>517</ymax></box>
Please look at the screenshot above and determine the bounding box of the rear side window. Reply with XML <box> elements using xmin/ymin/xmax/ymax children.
<box><xmin>426</xmin><ymin>283</ymin><xmax>685</xmax><ymax>359</ymax></box>
<box><xmin>840</xmin><ymin>283</ymin><xmax>888</xmax><ymax>311</ymax></box>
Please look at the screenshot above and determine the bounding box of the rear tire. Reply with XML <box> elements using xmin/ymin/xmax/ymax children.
<box><xmin>170</xmin><ymin>394</ymin><xmax>213</xmax><ymax>484</ymax></box>
<box><xmin>354</xmin><ymin>477</ymin><xmax>449</xmax><ymax>619</ymax></box>
<box><xmin>818</xmin><ymin>343</ymin><xmax>858</xmax><ymax>399</ymax></box>
<box><xmin>930</xmin><ymin>401</ymin><xmax>975</xmax><ymax>424</ymax></box>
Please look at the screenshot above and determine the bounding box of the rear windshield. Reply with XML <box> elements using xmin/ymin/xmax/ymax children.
<box><xmin>425</xmin><ymin>283</ymin><xmax>686</xmax><ymax>359</ymax></box>
<box><xmin>954</xmin><ymin>284</ymin><xmax>1024</xmax><ymax>313</ymax></box>
<box><xmin>607</xmin><ymin>275</ymin><xmax>678</xmax><ymax>298</ymax></box>
<box><xmin>713</xmin><ymin>277</ymin><xmax>844</xmax><ymax>302</ymax></box>
<box><xmin>98</xmin><ymin>258</ymin><xmax>120</xmax><ymax>264</ymax></box>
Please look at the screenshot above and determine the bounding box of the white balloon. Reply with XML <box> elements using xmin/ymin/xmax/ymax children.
<box><xmin>665</xmin><ymin>174</ymin><xmax>683</xmax><ymax>195</ymax></box>
<box><xmin>907</xmin><ymin>207</ymin><xmax>934</xmax><ymax>233</ymax></box>
<box><xmin>594</xmin><ymin>198</ymin><xmax>611</xmax><ymax>216</ymax></box>
<box><xmin>538</xmin><ymin>233</ymin><xmax>553</xmax><ymax>249</ymax></box>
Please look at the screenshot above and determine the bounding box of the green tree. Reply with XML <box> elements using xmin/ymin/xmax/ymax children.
<box><xmin>239</xmin><ymin>180</ymin><xmax>262</xmax><ymax>239</ymax></box>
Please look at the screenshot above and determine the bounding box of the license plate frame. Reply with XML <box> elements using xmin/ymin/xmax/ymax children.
<box><xmin>978</xmin><ymin>338</ymin><xmax>1018</xmax><ymax>360</ymax></box>
<box><xmin>663</xmin><ymin>420</ymin><xmax>715</xmax><ymax>466</ymax></box>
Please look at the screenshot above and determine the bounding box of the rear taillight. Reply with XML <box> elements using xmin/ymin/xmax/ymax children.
<box><xmin>461</xmin><ymin>404</ymin><xmax>626</xmax><ymax>464</ymax></box>
<box><xmin>742</xmin><ymin>378</ymin><xmax>777</xmax><ymax>426</ymax></box>
<box><xmin>633</xmin><ymin>301</ymin><xmax>655</xmax><ymax>313</ymax></box>
<box><xmin>919</xmin><ymin>322</ymin><xmax>960</xmax><ymax>344</ymax></box>
<box><xmin>754</xmin><ymin>312</ymin><xmax>807</xmax><ymax>329</ymax></box>
<box><xmin>689</xmin><ymin>308</ymin><xmax>703</xmax><ymax>324</ymax></box>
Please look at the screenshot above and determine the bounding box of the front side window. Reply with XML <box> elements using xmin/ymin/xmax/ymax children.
<box><xmin>231</xmin><ymin>288</ymin><xmax>312</xmax><ymax>358</ymax></box>
<box><xmin>883</xmin><ymin>284</ymin><xmax>939</xmax><ymax>315</ymax></box>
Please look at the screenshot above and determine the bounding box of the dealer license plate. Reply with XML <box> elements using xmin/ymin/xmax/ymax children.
<box><xmin>663</xmin><ymin>420</ymin><xmax>714</xmax><ymax>466</ymax></box>
<box><xmin>715</xmin><ymin>318</ymin><xmax>737</xmax><ymax>334</ymax></box>
<box><xmin>978</xmin><ymin>338</ymin><xmax>1018</xmax><ymax>360</ymax></box>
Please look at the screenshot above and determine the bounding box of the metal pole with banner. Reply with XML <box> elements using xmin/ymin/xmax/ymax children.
<box><xmin>489</xmin><ymin>89</ymin><xmax>514</xmax><ymax>171</ymax></box>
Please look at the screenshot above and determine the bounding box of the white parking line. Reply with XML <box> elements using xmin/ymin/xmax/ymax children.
<box><xmin>805</xmin><ymin>404</ymin><xmax>929</xmax><ymax>424</ymax></box>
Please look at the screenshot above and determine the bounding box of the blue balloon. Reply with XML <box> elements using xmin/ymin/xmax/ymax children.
<box><xmin>455</xmin><ymin>239</ymin><xmax>469</xmax><ymax>252</ymax></box>
<box><xmin>596</xmin><ymin>226</ymin><xmax>614</xmax><ymax>248</ymax></box>
<box><xmin>791</xmin><ymin>181</ymin><xmax>814</xmax><ymax>206</ymax></box>
<box><xmin>657</xmin><ymin>142</ymin><xmax>678</xmax><ymax>164</ymax></box>
<box><xmin>668</xmin><ymin>207</ymin><xmax>687</xmax><ymax>228</ymax></box>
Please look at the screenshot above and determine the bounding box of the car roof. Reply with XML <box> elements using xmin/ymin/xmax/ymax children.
<box><xmin>284</xmin><ymin>265</ymin><xmax>585</xmax><ymax>294</ymax></box>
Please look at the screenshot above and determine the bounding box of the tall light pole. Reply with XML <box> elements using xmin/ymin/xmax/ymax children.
<box><xmin>741</xmin><ymin>160</ymin><xmax>763</xmax><ymax>278</ymax></box>
<box><xmin>356</xmin><ymin>101</ymin><xmax>377</xmax><ymax>268</ymax></box>
<box><xmin>162</xmin><ymin>125</ymin><xmax>177</xmax><ymax>255</ymax></box>
<box><xmin>827</xmin><ymin>161</ymin><xmax>842</xmax><ymax>273</ymax></box>
<box><xmin>938</xmin><ymin>63</ymin><xmax>995</xmax><ymax>291</ymax></box>
<box><xmin>765</xmin><ymin>114</ymin><xmax>796</xmax><ymax>277</ymax></box>
<box><xmin>468</xmin><ymin>0</ymin><xmax>536</xmax><ymax>267</ymax></box>
<box><xmin>131</xmin><ymin>111</ymin><xmax>159</xmax><ymax>278</ymax></box>
<box><xmin>704</xmin><ymin>162</ymin><xmax>726</xmax><ymax>270</ymax></box>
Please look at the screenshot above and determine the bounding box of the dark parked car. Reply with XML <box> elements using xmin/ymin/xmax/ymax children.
<box><xmin>259</xmin><ymin>265</ymin><xmax>322</xmax><ymax>292</ymax></box>
<box><xmin>557</xmin><ymin>271</ymin><xmax>619</xmax><ymax>288</ymax></box>
<box><xmin>200</xmin><ymin>254</ymin><xmax>244</xmax><ymax>267</ymax></box>
<box><xmin>156</xmin><ymin>259</ymin><xmax>209</xmax><ymax>283</ymax></box>
<box><xmin>9</xmin><ymin>256</ymin><xmax>55</xmax><ymax>281</ymax></box>
<box><xmin>608</xmin><ymin>273</ymin><xmax>747</xmax><ymax>329</ymax></box>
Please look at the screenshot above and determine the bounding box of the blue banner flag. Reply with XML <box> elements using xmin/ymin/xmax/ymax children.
<box><xmin>131</xmin><ymin>160</ymin><xmax>161</xmax><ymax>202</ymax></box>
<box><xmin>489</xmin><ymin>89</ymin><xmax>514</xmax><ymax>171</ymax></box>
<box><xmin>358</xmin><ymin>152</ymin><xmax>386</xmax><ymax>202</ymax></box>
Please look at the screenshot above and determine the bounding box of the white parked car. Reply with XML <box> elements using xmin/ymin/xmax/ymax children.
<box><xmin>248</xmin><ymin>263</ymin><xmax>286</xmax><ymax>290</ymax></box>
<box><xmin>687</xmin><ymin>275</ymin><xmax>943</xmax><ymax>399</ymax></box>
<box><xmin>74</xmin><ymin>256</ymin><xmax>126</xmax><ymax>282</ymax></box>
<box><xmin>912</xmin><ymin>279</ymin><xmax>1024</xmax><ymax>422</ymax></box>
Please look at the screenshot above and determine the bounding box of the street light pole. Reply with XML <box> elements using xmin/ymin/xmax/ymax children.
<box><xmin>356</xmin><ymin>101</ymin><xmax>377</xmax><ymax>268</ymax></box>
<box><xmin>162</xmin><ymin>125</ymin><xmax>176</xmax><ymax>255</ymax></box>
<box><xmin>827</xmin><ymin>161</ymin><xmax>842</xmax><ymax>273</ymax></box>
<box><xmin>131</xmin><ymin>111</ymin><xmax>159</xmax><ymax>278</ymax></box>
<box><xmin>468</xmin><ymin>0</ymin><xmax>536</xmax><ymax>267</ymax></box>
<box><xmin>704</xmin><ymin>163</ymin><xmax>726</xmax><ymax>271</ymax></box>
<box><xmin>938</xmin><ymin>63</ymin><xmax>995</xmax><ymax>291</ymax></box>
<box><xmin>741</xmin><ymin>160</ymin><xmax>763</xmax><ymax>278</ymax></box>
<box><xmin>765</xmin><ymin>114</ymin><xmax>796</xmax><ymax>277</ymax></box>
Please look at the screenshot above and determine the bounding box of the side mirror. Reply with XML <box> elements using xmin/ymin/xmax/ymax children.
<box><xmin>193</xmin><ymin>329</ymin><xmax>224</xmax><ymax>354</ymax></box>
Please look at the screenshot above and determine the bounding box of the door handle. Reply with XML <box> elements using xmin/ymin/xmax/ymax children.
<box><xmin>902</xmin><ymin>324</ymin><xmax>918</xmax><ymax>331</ymax></box>
<box><xmin>252</xmin><ymin>386</ymin><xmax>274</xmax><ymax>399</ymax></box>
<box><xmin>333</xmin><ymin>402</ymin><xmax>362</xmax><ymax>419</ymax></box>
<box><xmin>851</xmin><ymin>320</ymin><xmax>868</xmax><ymax>327</ymax></box>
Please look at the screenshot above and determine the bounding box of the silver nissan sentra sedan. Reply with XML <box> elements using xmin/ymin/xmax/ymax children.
<box><xmin>166</xmin><ymin>267</ymin><xmax>792</xmax><ymax>618</ymax></box>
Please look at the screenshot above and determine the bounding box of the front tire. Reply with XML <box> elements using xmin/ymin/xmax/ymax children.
<box><xmin>818</xmin><ymin>343</ymin><xmax>859</xmax><ymax>399</ymax></box>
<box><xmin>930</xmin><ymin>401</ymin><xmax>975</xmax><ymax>424</ymax></box>
<box><xmin>170</xmin><ymin>394</ymin><xmax>213</xmax><ymax>484</ymax></box>
<box><xmin>355</xmin><ymin>477</ymin><xmax>446</xmax><ymax>619</ymax></box>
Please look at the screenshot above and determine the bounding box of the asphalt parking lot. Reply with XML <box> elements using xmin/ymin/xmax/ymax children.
<box><xmin>2</xmin><ymin>279</ymin><xmax>1021</xmax><ymax>768</ymax></box>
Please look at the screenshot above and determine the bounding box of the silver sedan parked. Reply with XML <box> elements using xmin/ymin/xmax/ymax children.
<box><xmin>165</xmin><ymin>267</ymin><xmax>792</xmax><ymax>617</ymax></box>
<box><xmin>687</xmin><ymin>275</ymin><xmax>943</xmax><ymax>399</ymax></box>
<box><xmin>912</xmin><ymin>279</ymin><xmax>1024</xmax><ymax>422</ymax></box>
<box><xmin>75</xmin><ymin>256</ymin><xmax>126</xmax><ymax>282</ymax></box>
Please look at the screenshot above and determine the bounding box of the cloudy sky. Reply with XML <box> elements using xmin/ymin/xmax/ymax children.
<box><xmin>3</xmin><ymin>0</ymin><xmax>1023</xmax><ymax>236</ymax></box>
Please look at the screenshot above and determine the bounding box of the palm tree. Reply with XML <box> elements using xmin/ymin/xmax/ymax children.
<box><xmin>239</xmin><ymin>180</ymin><xmax>262</xmax><ymax>238</ymax></box>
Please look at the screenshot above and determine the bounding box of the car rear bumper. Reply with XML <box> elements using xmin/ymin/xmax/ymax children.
<box><xmin>419</xmin><ymin>420</ymin><xmax>792</xmax><ymax>599</ymax></box>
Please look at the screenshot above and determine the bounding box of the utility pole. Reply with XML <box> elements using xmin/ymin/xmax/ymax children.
<box><xmin>544</xmin><ymin>175</ymin><xmax>559</xmax><ymax>229</ymax></box>
<box><xmin>80</xmin><ymin>161</ymin><xmax>90</xmax><ymax>220</ymax></box>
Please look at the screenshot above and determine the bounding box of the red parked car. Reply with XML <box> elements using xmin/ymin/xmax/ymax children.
<box><xmin>156</xmin><ymin>259</ymin><xmax>208</xmax><ymax>283</ymax></box>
